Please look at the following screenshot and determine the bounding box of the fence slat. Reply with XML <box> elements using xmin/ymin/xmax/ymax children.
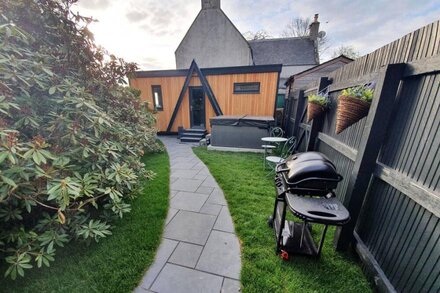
<box><xmin>375</xmin><ymin>163</ymin><xmax>440</xmax><ymax>217</ymax></box>
<box><xmin>317</xmin><ymin>133</ymin><xmax>357</xmax><ymax>161</ymax></box>
<box><xmin>404</xmin><ymin>54</ymin><xmax>440</xmax><ymax>77</ymax></box>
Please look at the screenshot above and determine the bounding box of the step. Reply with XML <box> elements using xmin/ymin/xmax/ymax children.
<box><xmin>181</xmin><ymin>132</ymin><xmax>206</xmax><ymax>138</ymax></box>
<box><xmin>183</xmin><ymin>128</ymin><xmax>207</xmax><ymax>134</ymax></box>
<box><xmin>180</xmin><ymin>136</ymin><xmax>202</xmax><ymax>143</ymax></box>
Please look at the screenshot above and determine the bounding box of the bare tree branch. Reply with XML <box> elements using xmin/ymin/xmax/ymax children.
<box><xmin>282</xmin><ymin>17</ymin><xmax>330</xmax><ymax>57</ymax></box>
<box><xmin>331</xmin><ymin>45</ymin><xmax>360</xmax><ymax>59</ymax></box>
<box><xmin>243</xmin><ymin>29</ymin><xmax>272</xmax><ymax>40</ymax></box>
<box><xmin>282</xmin><ymin>17</ymin><xmax>310</xmax><ymax>37</ymax></box>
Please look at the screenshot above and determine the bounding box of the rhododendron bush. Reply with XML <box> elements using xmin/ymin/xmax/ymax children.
<box><xmin>0</xmin><ymin>0</ymin><xmax>159</xmax><ymax>279</ymax></box>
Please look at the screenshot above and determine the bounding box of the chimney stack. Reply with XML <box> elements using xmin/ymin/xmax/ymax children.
<box><xmin>309</xmin><ymin>14</ymin><xmax>320</xmax><ymax>40</ymax></box>
<box><xmin>201</xmin><ymin>0</ymin><xmax>220</xmax><ymax>9</ymax></box>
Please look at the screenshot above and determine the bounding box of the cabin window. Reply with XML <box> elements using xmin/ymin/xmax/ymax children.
<box><xmin>233</xmin><ymin>82</ymin><xmax>260</xmax><ymax>94</ymax></box>
<box><xmin>151</xmin><ymin>85</ymin><xmax>163</xmax><ymax>111</ymax></box>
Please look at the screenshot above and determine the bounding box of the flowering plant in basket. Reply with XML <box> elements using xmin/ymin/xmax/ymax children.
<box><xmin>307</xmin><ymin>94</ymin><xmax>330</xmax><ymax>122</ymax></box>
<box><xmin>335</xmin><ymin>85</ymin><xmax>374</xmax><ymax>134</ymax></box>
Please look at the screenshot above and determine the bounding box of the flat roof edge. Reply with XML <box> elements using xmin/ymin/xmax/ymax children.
<box><xmin>134</xmin><ymin>64</ymin><xmax>283</xmax><ymax>78</ymax></box>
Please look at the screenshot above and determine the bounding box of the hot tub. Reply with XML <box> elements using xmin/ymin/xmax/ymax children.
<box><xmin>209</xmin><ymin>115</ymin><xmax>275</xmax><ymax>150</ymax></box>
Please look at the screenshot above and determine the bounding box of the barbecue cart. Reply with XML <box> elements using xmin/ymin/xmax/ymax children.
<box><xmin>268</xmin><ymin>152</ymin><xmax>350</xmax><ymax>259</ymax></box>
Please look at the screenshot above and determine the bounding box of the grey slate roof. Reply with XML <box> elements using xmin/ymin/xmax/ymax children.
<box><xmin>248</xmin><ymin>37</ymin><xmax>317</xmax><ymax>66</ymax></box>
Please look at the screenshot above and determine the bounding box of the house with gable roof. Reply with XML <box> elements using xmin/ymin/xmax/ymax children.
<box><xmin>129</xmin><ymin>0</ymin><xmax>323</xmax><ymax>138</ymax></box>
<box><xmin>175</xmin><ymin>0</ymin><xmax>320</xmax><ymax>96</ymax></box>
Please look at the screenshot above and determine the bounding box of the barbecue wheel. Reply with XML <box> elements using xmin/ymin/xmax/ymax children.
<box><xmin>280</xmin><ymin>250</ymin><xmax>289</xmax><ymax>260</ymax></box>
<box><xmin>267</xmin><ymin>216</ymin><xmax>274</xmax><ymax>228</ymax></box>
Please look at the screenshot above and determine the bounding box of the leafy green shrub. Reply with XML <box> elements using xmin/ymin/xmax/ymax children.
<box><xmin>0</xmin><ymin>0</ymin><xmax>160</xmax><ymax>279</ymax></box>
<box><xmin>308</xmin><ymin>94</ymin><xmax>330</xmax><ymax>108</ymax></box>
<box><xmin>341</xmin><ymin>85</ymin><xmax>374</xmax><ymax>103</ymax></box>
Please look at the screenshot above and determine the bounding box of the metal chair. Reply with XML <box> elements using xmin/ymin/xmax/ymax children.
<box><xmin>262</xmin><ymin>127</ymin><xmax>284</xmax><ymax>168</ymax></box>
<box><xmin>265</xmin><ymin>136</ymin><xmax>297</xmax><ymax>173</ymax></box>
<box><xmin>270</xmin><ymin>127</ymin><xmax>284</xmax><ymax>137</ymax></box>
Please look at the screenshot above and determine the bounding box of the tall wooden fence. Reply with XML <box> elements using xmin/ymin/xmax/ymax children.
<box><xmin>283</xmin><ymin>20</ymin><xmax>440</xmax><ymax>293</ymax></box>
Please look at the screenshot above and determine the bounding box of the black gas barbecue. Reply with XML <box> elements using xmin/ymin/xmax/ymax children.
<box><xmin>268</xmin><ymin>152</ymin><xmax>350</xmax><ymax>259</ymax></box>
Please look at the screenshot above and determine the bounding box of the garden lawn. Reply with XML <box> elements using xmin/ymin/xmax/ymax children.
<box><xmin>2</xmin><ymin>150</ymin><xmax>169</xmax><ymax>293</ymax></box>
<box><xmin>193</xmin><ymin>147</ymin><xmax>372</xmax><ymax>293</ymax></box>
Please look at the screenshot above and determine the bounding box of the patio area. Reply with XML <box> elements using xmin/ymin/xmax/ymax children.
<box><xmin>135</xmin><ymin>136</ymin><xmax>241</xmax><ymax>293</ymax></box>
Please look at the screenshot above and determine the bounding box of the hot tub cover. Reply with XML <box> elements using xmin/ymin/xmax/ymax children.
<box><xmin>210</xmin><ymin>115</ymin><xmax>275</xmax><ymax>129</ymax></box>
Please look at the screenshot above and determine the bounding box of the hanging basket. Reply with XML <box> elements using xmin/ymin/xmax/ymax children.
<box><xmin>307</xmin><ymin>102</ymin><xmax>326</xmax><ymax>122</ymax></box>
<box><xmin>335</xmin><ymin>95</ymin><xmax>370</xmax><ymax>134</ymax></box>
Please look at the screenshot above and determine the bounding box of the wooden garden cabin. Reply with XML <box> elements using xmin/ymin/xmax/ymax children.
<box><xmin>129</xmin><ymin>61</ymin><xmax>281</xmax><ymax>133</ymax></box>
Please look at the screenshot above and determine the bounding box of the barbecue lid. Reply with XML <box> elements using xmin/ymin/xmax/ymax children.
<box><xmin>283</xmin><ymin>152</ymin><xmax>340</xmax><ymax>183</ymax></box>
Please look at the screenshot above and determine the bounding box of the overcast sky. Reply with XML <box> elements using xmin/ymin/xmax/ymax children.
<box><xmin>74</xmin><ymin>0</ymin><xmax>440</xmax><ymax>70</ymax></box>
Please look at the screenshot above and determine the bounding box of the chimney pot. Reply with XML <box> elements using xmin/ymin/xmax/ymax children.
<box><xmin>309</xmin><ymin>14</ymin><xmax>320</xmax><ymax>40</ymax></box>
<box><xmin>202</xmin><ymin>0</ymin><xmax>220</xmax><ymax>9</ymax></box>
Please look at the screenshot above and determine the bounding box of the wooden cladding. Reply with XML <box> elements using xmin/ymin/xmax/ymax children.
<box><xmin>130</xmin><ymin>71</ymin><xmax>278</xmax><ymax>132</ymax></box>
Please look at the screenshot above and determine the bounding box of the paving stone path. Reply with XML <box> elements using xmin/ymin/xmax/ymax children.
<box><xmin>135</xmin><ymin>136</ymin><xmax>241</xmax><ymax>293</ymax></box>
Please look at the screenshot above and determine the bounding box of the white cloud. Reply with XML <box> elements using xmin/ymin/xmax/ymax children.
<box><xmin>75</xmin><ymin>0</ymin><xmax>440</xmax><ymax>68</ymax></box>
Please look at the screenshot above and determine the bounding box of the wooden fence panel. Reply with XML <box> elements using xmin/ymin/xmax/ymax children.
<box><xmin>281</xmin><ymin>20</ymin><xmax>440</xmax><ymax>292</ymax></box>
<box><xmin>357</xmin><ymin>179</ymin><xmax>440</xmax><ymax>293</ymax></box>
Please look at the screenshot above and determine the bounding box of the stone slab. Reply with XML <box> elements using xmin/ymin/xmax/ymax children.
<box><xmin>172</xmin><ymin>162</ymin><xmax>198</xmax><ymax>170</ymax></box>
<box><xmin>207</xmin><ymin>188</ymin><xmax>227</xmax><ymax>205</ymax></box>
<box><xmin>171</xmin><ymin>178</ymin><xmax>203</xmax><ymax>192</ymax></box>
<box><xmin>197</xmin><ymin>168</ymin><xmax>210</xmax><ymax>176</ymax></box>
<box><xmin>222</xmin><ymin>278</ymin><xmax>241</xmax><ymax>293</ymax></box>
<box><xmin>171</xmin><ymin>169</ymin><xmax>200</xmax><ymax>179</ymax></box>
<box><xmin>201</xmin><ymin>176</ymin><xmax>218</xmax><ymax>188</ymax></box>
<box><xmin>165</xmin><ymin>210</ymin><xmax>216</xmax><ymax>245</ymax></box>
<box><xmin>139</xmin><ymin>239</ymin><xmax>178</xmax><ymax>290</ymax></box>
<box><xmin>199</xmin><ymin>202</ymin><xmax>223</xmax><ymax>216</ymax></box>
<box><xmin>214</xmin><ymin>206</ymin><xmax>235</xmax><ymax>233</ymax></box>
<box><xmin>169</xmin><ymin>242</ymin><xmax>203</xmax><ymax>268</ymax></box>
<box><xmin>193</xmin><ymin>173</ymin><xmax>209</xmax><ymax>180</ymax></box>
<box><xmin>166</xmin><ymin>208</ymin><xmax>179</xmax><ymax>225</ymax></box>
<box><xmin>195</xmin><ymin>186</ymin><xmax>214</xmax><ymax>195</ymax></box>
<box><xmin>151</xmin><ymin>264</ymin><xmax>223</xmax><ymax>293</ymax></box>
<box><xmin>170</xmin><ymin>192</ymin><xmax>208</xmax><ymax>212</ymax></box>
<box><xmin>190</xmin><ymin>161</ymin><xmax>206</xmax><ymax>170</ymax></box>
<box><xmin>170</xmin><ymin>190</ymin><xmax>178</xmax><ymax>198</ymax></box>
<box><xmin>196</xmin><ymin>230</ymin><xmax>241</xmax><ymax>279</ymax></box>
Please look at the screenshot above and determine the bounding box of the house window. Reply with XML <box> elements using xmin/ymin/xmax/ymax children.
<box><xmin>233</xmin><ymin>82</ymin><xmax>260</xmax><ymax>94</ymax></box>
<box><xmin>151</xmin><ymin>85</ymin><xmax>163</xmax><ymax>111</ymax></box>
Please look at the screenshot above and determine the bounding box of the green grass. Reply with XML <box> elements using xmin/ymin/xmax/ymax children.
<box><xmin>193</xmin><ymin>147</ymin><xmax>372</xmax><ymax>293</ymax></box>
<box><xmin>2</xmin><ymin>150</ymin><xmax>170</xmax><ymax>293</ymax></box>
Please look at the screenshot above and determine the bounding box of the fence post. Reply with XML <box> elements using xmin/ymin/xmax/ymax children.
<box><xmin>306</xmin><ymin>77</ymin><xmax>332</xmax><ymax>151</ymax></box>
<box><xmin>283</xmin><ymin>86</ymin><xmax>293</xmax><ymax>136</ymax></box>
<box><xmin>334</xmin><ymin>63</ymin><xmax>406</xmax><ymax>251</ymax></box>
<box><xmin>292</xmin><ymin>90</ymin><xmax>305</xmax><ymax>138</ymax></box>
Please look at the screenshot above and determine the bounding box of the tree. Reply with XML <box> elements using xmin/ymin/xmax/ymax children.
<box><xmin>332</xmin><ymin>45</ymin><xmax>360</xmax><ymax>59</ymax></box>
<box><xmin>243</xmin><ymin>29</ymin><xmax>272</xmax><ymax>40</ymax></box>
<box><xmin>0</xmin><ymin>0</ymin><xmax>159</xmax><ymax>279</ymax></box>
<box><xmin>282</xmin><ymin>17</ymin><xmax>330</xmax><ymax>55</ymax></box>
<box><xmin>282</xmin><ymin>17</ymin><xmax>310</xmax><ymax>38</ymax></box>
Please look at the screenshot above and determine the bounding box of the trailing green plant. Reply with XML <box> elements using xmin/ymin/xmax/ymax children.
<box><xmin>0</xmin><ymin>0</ymin><xmax>160</xmax><ymax>279</ymax></box>
<box><xmin>341</xmin><ymin>85</ymin><xmax>374</xmax><ymax>103</ymax></box>
<box><xmin>308</xmin><ymin>94</ymin><xmax>330</xmax><ymax>108</ymax></box>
